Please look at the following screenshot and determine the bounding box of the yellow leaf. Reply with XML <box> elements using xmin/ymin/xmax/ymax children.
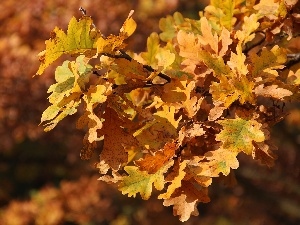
<box><xmin>210</xmin><ymin>75</ymin><xmax>255</xmax><ymax>108</ymax></box>
<box><xmin>216</xmin><ymin>117</ymin><xmax>265</xmax><ymax>155</ymax></box>
<box><xmin>41</xmin><ymin>105</ymin><xmax>61</xmax><ymax>124</ymax></box>
<box><xmin>134</xmin><ymin>105</ymin><xmax>180</xmax><ymax>150</ymax></box>
<box><xmin>227</xmin><ymin>45</ymin><xmax>248</xmax><ymax>76</ymax></box>
<box><xmin>96</xmin><ymin>35</ymin><xmax>126</xmax><ymax>55</ymax></box>
<box><xmin>162</xmin><ymin>79</ymin><xmax>189</xmax><ymax>103</ymax></box>
<box><xmin>120</xmin><ymin>10</ymin><xmax>137</xmax><ymax>38</ymax></box>
<box><xmin>198</xmin><ymin>50</ymin><xmax>233</xmax><ymax>78</ymax></box>
<box><xmin>219</xmin><ymin>27</ymin><xmax>232</xmax><ymax>57</ymax></box>
<box><xmin>250</xmin><ymin>45</ymin><xmax>287</xmax><ymax>78</ymax></box>
<box><xmin>198</xmin><ymin>17</ymin><xmax>219</xmax><ymax>53</ymax></box>
<box><xmin>119</xmin><ymin>160</ymin><xmax>173</xmax><ymax>200</ymax></box>
<box><xmin>196</xmin><ymin>148</ymin><xmax>239</xmax><ymax>177</ymax></box>
<box><xmin>41</xmin><ymin>56</ymin><xmax>92</xmax><ymax>131</ymax></box>
<box><xmin>205</xmin><ymin>0</ymin><xmax>238</xmax><ymax>31</ymax></box>
<box><xmin>159</xmin><ymin>12</ymin><xmax>185</xmax><ymax>42</ymax></box>
<box><xmin>96</xmin><ymin>11</ymin><xmax>136</xmax><ymax>55</ymax></box>
<box><xmin>43</xmin><ymin>98</ymin><xmax>81</xmax><ymax>132</ymax></box>
<box><xmin>112</xmin><ymin>58</ymin><xmax>148</xmax><ymax>81</ymax></box>
<box><xmin>141</xmin><ymin>32</ymin><xmax>160</xmax><ymax>68</ymax></box>
<box><xmin>37</xmin><ymin>16</ymin><xmax>98</xmax><ymax>75</ymax></box>
<box><xmin>177</xmin><ymin>30</ymin><xmax>200</xmax><ymax>63</ymax></box>
<box><xmin>235</xmin><ymin>14</ymin><xmax>259</xmax><ymax>45</ymax></box>
<box><xmin>155</xmin><ymin>49</ymin><xmax>175</xmax><ymax>71</ymax></box>
<box><xmin>287</xmin><ymin>68</ymin><xmax>300</xmax><ymax>85</ymax></box>
<box><xmin>158</xmin><ymin>160</ymin><xmax>188</xmax><ymax>199</ymax></box>
<box><xmin>154</xmin><ymin>105</ymin><xmax>181</xmax><ymax>129</ymax></box>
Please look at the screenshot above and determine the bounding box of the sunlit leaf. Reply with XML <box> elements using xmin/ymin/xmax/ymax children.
<box><xmin>216</xmin><ymin>117</ymin><xmax>265</xmax><ymax>155</ymax></box>
<box><xmin>119</xmin><ymin>160</ymin><xmax>173</xmax><ymax>200</ymax></box>
<box><xmin>37</xmin><ymin>17</ymin><xmax>98</xmax><ymax>75</ymax></box>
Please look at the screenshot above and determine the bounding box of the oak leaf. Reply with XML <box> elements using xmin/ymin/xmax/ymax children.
<box><xmin>120</xmin><ymin>10</ymin><xmax>136</xmax><ymax>38</ymax></box>
<box><xmin>253</xmin><ymin>142</ymin><xmax>278</xmax><ymax>167</ymax></box>
<box><xmin>96</xmin><ymin>11</ymin><xmax>136</xmax><ymax>55</ymax></box>
<box><xmin>134</xmin><ymin>105</ymin><xmax>181</xmax><ymax>150</ymax></box>
<box><xmin>253</xmin><ymin>0</ymin><xmax>280</xmax><ymax>20</ymax></box>
<box><xmin>112</xmin><ymin>58</ymin><xmax>148</xmax><ymax>81</ymax></box>
<box><xmin>287</xmin><ymin>68</ymin><xmax>300</xmax><ymax>85</ymax></box>
<box><xmin>197</xmin><ymin>148</ymin><xmax>239</xmax><ymax>177</ymax></box>
<box><xmin>198</xmin><ymin>17</ymin><xmax>219</xmax><ymax>54</ymax></box>
<box><xmin>216</xmin><ymin>117</ymin><xmax>265</xmax><ymax>155</ymax></box>
<box><xmin>141</xmin><ymin>32</ymin><xmax>160</xmax><ymax>68</ymax></box>
<box><xmin>158</xmin><ymin>160</ymin><xmax>188</xmax><ymax>199</ymax></box>
<box><xmin>254</xmin><ymin>84</ymin><xmax>293</xmax><ymax>99</ymax></box>
<box><xmin>119</xmin><ymin>160</ymin><xmax>173</xmax><ymax>200</ymax></box>
<box><xmin>79</xmin><ymin>83</ymin><xmax>111</xmax><ymax>143</ymax></box>
<box><xmin>205</xmin><ymin>0</ymin><xmax>238</xmax><ymax>31</ymax></box>
<box><xmin>250</xmin><ymin>46</ymin><xmax>286</xmax><ymax>78</ymax></box>
<box><xmin>41</xmin><ymin>56</ymin><xmax>92</xmax><ymax>131</ymax></box>
<box><xmin>163</xmin><ymin>180</ymin><xmax>210</xmax><ymax>222</ymax></box>
<box><xmin>159</xmin><ymin>12</ymin><xmax>185</xmax><ymax>42</ymax></box>
<box><xmin>235</xmin><ymin>14</ymin><xmax>260</xmax><ymax>45</ymax></box>
<box><xmin>99</xmin><ymin>107</ymin><xmax>138</xmax><ymax>170</ymax></box>
<box><xmin>37</xmin><ymin>16</ymin><xmax>98</xmax><ymax>75</ymax></box>
<box><xmin>227</xmin><ymin>45</ymin><xmax>248</xmax><ymax>76</ymax></box>
<box><xmin>135</xmin><ymin>142</ymin><xmax>177</xmax><ymax>174</ymax></box>
<box><xmin>210</xmin><ymin>75</ymin><xmax>255</xmax><ymax>108</ymax></box>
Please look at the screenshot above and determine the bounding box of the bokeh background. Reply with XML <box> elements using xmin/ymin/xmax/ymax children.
<box><xmin>0</xmin><ymin>0</ymin><xmax>300</xmax><ymax>224</ymax></box>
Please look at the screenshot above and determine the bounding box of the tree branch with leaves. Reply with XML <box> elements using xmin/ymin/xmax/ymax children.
<box><xmin>35</xmin><ymin>0</ymin><xmax>300</xmax><ymax>221</ymax></box>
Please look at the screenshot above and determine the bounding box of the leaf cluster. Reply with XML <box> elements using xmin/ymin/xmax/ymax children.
<box><xmin>36</xmin><ymin>0</ymin><xmax>300</xmax><ymax>221</ymax></box>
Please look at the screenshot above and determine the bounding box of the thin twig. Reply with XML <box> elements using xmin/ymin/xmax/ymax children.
<box><xmin>102</xmin><ymin>50</ymin><xmax>171</xmax><ymax>83</ymax></box>
<box><xmin>119</xmin><ymin>50</ymin><xmax>171</xmax><ymax>83</ymax></box>
<box><xmin>78</xmin><ymin>6</ymin><xmax>97</xmax><ymax>29</ymax></box>
<box><xmin>79</xmin><ymin>6</ymin><xmax>87</xmax><ymax>16</ymax></box>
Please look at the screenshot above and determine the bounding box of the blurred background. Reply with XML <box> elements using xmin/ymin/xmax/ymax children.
<box><xmin>0</xmin><ymin>0</ymin><xmax>300</xmax><ymax>224</ymax></box>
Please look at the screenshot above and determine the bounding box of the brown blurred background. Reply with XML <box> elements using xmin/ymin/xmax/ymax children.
<box><xmin>0</xmin><ymin>0</ymin><xmax>300</xmax><ymax>224</ymax></box>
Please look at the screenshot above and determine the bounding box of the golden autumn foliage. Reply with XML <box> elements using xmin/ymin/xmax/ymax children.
<box><xmin>36</xmin><ymin>0</ymin><xmax>300</xmax><ymax>221</ymax></box>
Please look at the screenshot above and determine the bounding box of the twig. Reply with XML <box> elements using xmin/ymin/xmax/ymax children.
<box><xmin>78</xmin><ymin>6</ymin><xmax>96</xmax><ymax>29</ymax></box>
<box><xmin>102</xmin><ymin>50</ymin><xmax>171</xmax><ymax>83</ymax></box>
<box><xmin>79</xmin><ymin>6</ymin><xmax>87</xmax><ymax>16</ymax></box>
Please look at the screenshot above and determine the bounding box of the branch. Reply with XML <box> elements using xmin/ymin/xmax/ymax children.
<box><xmin>285</xmin><ymin>53</ymin><xmax>300</xmax><ymax>68</ymax></box>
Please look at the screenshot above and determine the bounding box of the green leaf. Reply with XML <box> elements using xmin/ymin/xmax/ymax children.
<box><xmin>159</xmin><ymin>12</ymin><xmax>184</xmax><ymax>42</ymax></box>
<box><xmin>141</xmin><ymin>32</ymin><xmax>160</xmax><ymax>68</ymax></box>
<box><xmin>41</xmin><ymin>56</ymin><xmax>92</xmax><ymax>131</ymax></box>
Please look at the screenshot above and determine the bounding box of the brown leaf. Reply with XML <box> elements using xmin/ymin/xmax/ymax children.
<box><xmin>99</xmin><ymin>107</ymin><xmax>138</xmax><ymax>170</ymax></box>
<box><xmin>135</xmin><ymin>142</ymin><xmax>177</xmax><ymax>173</ymax></box>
